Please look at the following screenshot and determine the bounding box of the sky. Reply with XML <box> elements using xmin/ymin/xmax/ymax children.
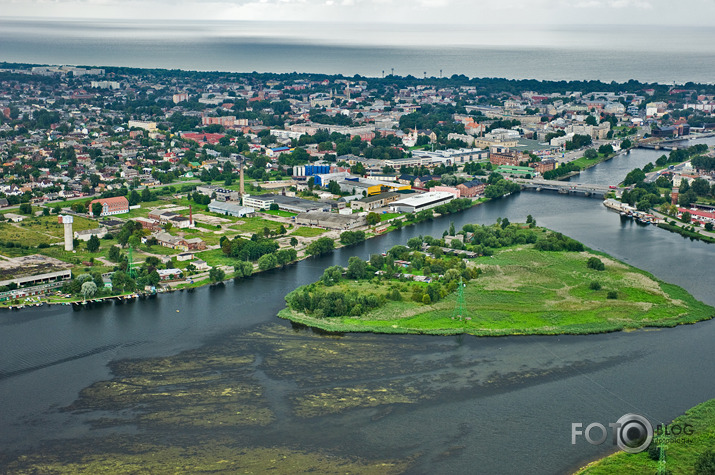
<box><xmin>2</xmin><ymin>0</ymin><xmax>715</xmax><ymax>25</ymax></box>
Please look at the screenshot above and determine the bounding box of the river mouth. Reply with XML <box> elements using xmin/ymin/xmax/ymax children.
<box><xmin>0</xmin><ymin>322</ymin><xmax>658</xmax><ymax>473</ymax></box>
<box><xmin>2</xmin><ymin>138</ymin><xmax>714</xmax><ymax>474</ymax></box>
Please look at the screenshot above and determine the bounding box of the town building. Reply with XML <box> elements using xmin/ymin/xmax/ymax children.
<box><xmin>88</xmin><ymin>196</ymin><xmax>129</xmax><ymax>216</ymax></box>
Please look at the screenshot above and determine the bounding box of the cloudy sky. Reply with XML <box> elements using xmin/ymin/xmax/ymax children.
<box><xmin>2</xmin><ymin>0</ymin><xmax>715</xmax><ymax>25</ymax></box>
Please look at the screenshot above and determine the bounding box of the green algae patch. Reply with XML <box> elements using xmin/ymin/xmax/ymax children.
<box><xmin>279</xmin><ymin>224</ymin><xmax>714</xmax><ymax>337</ymax></box>
<box><xmin>576</xmin><ymin>398</ymin><xmax>715</xmax><ymax>474</ymax></box>
<box><xmin>292</xmin><ymin>384</ymin><xmax>422</xmax><ymax>418</ymax></box>
<box><xmin>5</xmin><ymin>437</ymin><xmax>410</xmax><ymax>474</ymax></box>
<box><xmin>67</xmin><ymin>350</ymin><xmax>275</xmax><ymax>428</ymax></box>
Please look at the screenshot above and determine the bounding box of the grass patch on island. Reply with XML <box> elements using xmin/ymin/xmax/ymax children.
<box><xmin>279</xmin><ymin>223</ymin><xmax>714</xmax><ymax>337</ymax></box>
<box><xmin>577</xmin><ymin>398</ymin><xmax>715</xmax><ymax>474</ymax></box>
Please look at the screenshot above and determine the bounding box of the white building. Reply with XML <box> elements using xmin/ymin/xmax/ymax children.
<box><xmin>389</xmin><ymin>192</ymin><xmax>455</xmax><ymax>214</ymax></box>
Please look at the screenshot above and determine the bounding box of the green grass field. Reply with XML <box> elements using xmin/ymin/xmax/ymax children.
<box><xmin>262</xmin><ymin>209</ymin><xmax>297</xmax><ymax>218</ymax></box>
<box><xmin>577</xmin><ymin>398</ymin><xmax>715</xmax><ymax>474</ymax></box>
<box><xmin>230</xmin><ymin>217</ymin><xmax>285</xmax><ymax>234</ymax></box>
<box><xmin>570</xmin><ymin>153</ymin><xmax>614</xmax><ymax>171</ymax></box>
<box><xmin>0</xmin><ymin>215</ymin><xmax>98</xmax><ymax>246</ymax></box>
<box><xmin>279</xmin><ymin>246</ymin><xmax>714</xmax><ymax>336</ymax></box>
<box><xmin>291</xmin><ymin>227</ymin><xmax>326</xmax><ymax>238</ymax></box>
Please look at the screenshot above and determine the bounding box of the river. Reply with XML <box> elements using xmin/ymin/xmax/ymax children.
<box><xmin>0</xmin><ymin>139</ymin><xmax>713</xmax><ymax>474</ymax></box>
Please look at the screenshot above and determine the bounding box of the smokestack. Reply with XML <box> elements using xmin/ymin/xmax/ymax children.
<box><xmin>240</xmin><ymin>159</ymin><xmax>245</xmax><ymax>197</ymax></box>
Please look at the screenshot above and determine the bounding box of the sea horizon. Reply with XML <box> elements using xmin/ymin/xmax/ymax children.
<box><xmin>1</xmin><ymin>18</ymin><xmax>715</xmax><ymax>83</ymax></box>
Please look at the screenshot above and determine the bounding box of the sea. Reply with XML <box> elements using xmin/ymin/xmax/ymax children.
<box><xmin>1</xmin><ymin>19</ymin><xmax>715</xmax><ymax>83</ymax></box>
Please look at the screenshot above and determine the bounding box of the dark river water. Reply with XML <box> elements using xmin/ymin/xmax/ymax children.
<box><xmin>1</xmin><ymin>139</ymin><xmax>714</xmax><ymax>474</ymax></box>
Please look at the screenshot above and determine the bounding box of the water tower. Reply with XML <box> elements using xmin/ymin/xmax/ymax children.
<box><xmin>58</xmin><ymin>215</ymin><xmax>73</xmax><ymax>251</ymax></box>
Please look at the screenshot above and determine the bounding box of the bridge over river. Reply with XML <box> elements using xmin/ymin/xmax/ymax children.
<box><xmin>512</xmin><ymin>178</ymin><xmax>613</xmax><ymax>198</ymax></box>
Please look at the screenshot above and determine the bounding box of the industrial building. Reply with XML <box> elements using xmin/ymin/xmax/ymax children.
<box><xmin>389</xmin><ymin>191</ymin><xmax>455</xmax><ymax>214</ymax></box>
<box><xmin>207</xmin><ymin>200</ymin><xmax>255</xmax><ymax>217</ymax></box>
<box><xmin>350</xmin><ymin>192</ymin><xmax>402</xmax><ymax>211</ymax></box>
<box><xmin>0</xmin><ymin>255</ymin><xmax>73</xmax><ymax>290</ymax></box>
<box><xmin>295</xmin><ymin>211</ymin><xmax>366</xmax><ymax>230</ymax></box>
<box><xmin>242</xmin><ymin>194</ymin><xmax>329</xmax><ymax>213</ymax></box>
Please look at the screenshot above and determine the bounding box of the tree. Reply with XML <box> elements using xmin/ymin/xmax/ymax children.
<box><xmin>147</xmin><ymin>270</ymin><xmax>161</xmax><ymax>287</ymax></box>
<box><xmin>621</xmin><ymin>138</ymin><xmax>632</xmax><ymax>149</ymax></box>
<box><xmin>290</xmin><ymin>237</ymin><xmax>298</xmax><ymax>247</ymax></box>
<box><xmin>327</xmin><ymin>180</ymin><xmax>342</xmax><ymax>195</ymax></box>
<box><xmin>276</xmin><ymin>248</ymin><xmax>297</xmax><ymax>266</ymax></box>
<box><xmin>340</xmin><ymin>230</ymin><xmax>366</xmax><ymax>245</ymax></box>
<box><xmin>258</xmin><ymin>253</ymin><xmax>278</xmax><ymax>271</ymax></box>
<box><xmin>705</xmin><ymin>223</ymin><xmax>713</xmax><ymax>232</ymax></box>
<box><xmin>679</xmin><ymin>190</ymin><xmax>697</xmax><ymax>207</ymax></box>
<box><xmin>585</xmin><ymin>115</ymin><xmax>598</xmax><ymax>126</ymax></box>
<box><xmin>320</xmin><ymin>266</ymin><xmax>343</xmax><ymax>286</ymax></box>
<box><xmin>233</xmin><ymin>261</ymin><xmax>253</xmax><ymax>279</ymax></box>
<box><xmin>108</xmin><ymin>245</ymin><xmax>123</xmax><ymax>262</ymax></box>
<box><xmin>81</xmin><ymin>281</ymin><xmax>98</xmax><ymax>299</ymax></box>
<box><xmin>346</xmin><ymin>256</ymin><xmax>367</xmax><ymax>279</ymax></box>
<box><xmin>19</xmin><ymin>203</ymin><xmax>32</xmax><ymax>214</ymax></box>
<box><xmin>584</xmin><ymin>149</ymin><xmax>598</xmax><ymax>159</ymax></box>
<box><xmin>598</xmin><ymin>144</ymin><xmax>614</xmax><ymax>155</ymax></box>
<box><xmin>86</xmin><ymin>235</ymin><xmax>100</xmax><ymax>252</ymax></box>
<box><xmin>269</xmin><ymin>203</ymin><xmax>279</xmax><ymax>211</ymax></box>
<box><xmin>366</xmin><ymin>212</ymin><xmax>381</xmax><ymax>226</ymax></box>
<box><xmin>209</xmin><ymin>267</ymin><xmax>226</xmax><ymax>283</ymax></box>
<box><xmin>681</xmin><ymin>211</ymin><xmax>692</xmax><ymax>223</ymax></box>
<box><xmin>306</xmin><ymin>237</ymin><xmax>335</xmax><ymax>256</ymax></box>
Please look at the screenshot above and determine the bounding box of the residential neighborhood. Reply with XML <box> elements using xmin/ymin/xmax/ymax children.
<box><xmin>0</xmin><ymin>64</ymin><xmax>714</xmax><ymax>304</ymax></box>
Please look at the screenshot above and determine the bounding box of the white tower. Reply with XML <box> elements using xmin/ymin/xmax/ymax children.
<box><xmin>59</xmin><ymin>215</ymin><xmax>74</xmax><ymax>251</ymax></box>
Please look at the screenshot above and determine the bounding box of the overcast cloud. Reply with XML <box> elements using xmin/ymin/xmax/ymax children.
<box><xmin>2</xmin><ymin>0</ymin><xmax>715</xmax><ymax>25</ymax></box>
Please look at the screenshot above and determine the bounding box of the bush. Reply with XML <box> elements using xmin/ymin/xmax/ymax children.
<box><xmin>589</xmin><ymin>281</ymin><xmax>602</xmax><ymax>291</ymax></box>
<box><xmin>695</xmin><ymin>449</ymin><xmax>715</xmax><ymax>474</ymax></box>
<box><xmin>607</xmin><ymin>290</ymin><xmax>618</xmax><ymax>299</ymax></box>
<box><xmin>587</xmin><ymin>257</ymin><xmax>605</xmax><ymax>271</ymax></box>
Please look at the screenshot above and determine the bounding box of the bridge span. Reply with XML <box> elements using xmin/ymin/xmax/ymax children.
<box><xmin>512</xmin><ymin>178</ymin><xmax>613</xmax><ymax>198</ymax></box>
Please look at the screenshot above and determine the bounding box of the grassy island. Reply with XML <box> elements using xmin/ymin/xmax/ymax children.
<box><xmin>577</xmin><ymin>398</ymin><xmax>715</xmax><ymax>474</ymax></box>
<box><xmin>279</xmin><ymin>220</ymin><xmax>714</xmax><ymax>336</ymax></box>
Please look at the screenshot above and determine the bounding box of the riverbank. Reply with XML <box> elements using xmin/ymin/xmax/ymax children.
<box><xmin>576</xmin><ymin>398</ymin><xmax>715</xmax><ymax>474</ymax></box>
<box><xmin>0</xmin><ymin>196</ymin><xmax>492</xmax><ymax>311</ymax></box>
<box><xmin>278</xmin><ymin>224</ymin><xmax>715</xmax><ymax>336</ymax></box>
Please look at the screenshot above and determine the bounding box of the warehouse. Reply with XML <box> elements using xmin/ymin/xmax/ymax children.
<box><xmin>208</xmin><ymin>200</ymin><xmax>255</xmax><ymax>217</ymax></box>
<box><xmin>242</xmin><ymin>194</ymin><xmax>329</xmax><ymax>213</ymax></box>
<box><xmin>295</xmin><ymin>211</ymin><xmax>366</xmax><ymax>230</ymax></box>
<box><xmin>389</xmin><ymin>191</ymin><xmax>455</xmax><ymax>214</ymax></box>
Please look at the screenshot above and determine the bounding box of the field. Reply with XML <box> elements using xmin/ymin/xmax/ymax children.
<box><xmin>291</xmin><ymin>227</ymin><xmax>327</xmax><ymax>238</ymax></box>
<box><xmin>0</xmin><ymin>215</ymin><xmax>98</xmax><ymax>246</ymax></box>
<box><xmin>262</xmin><ymin>209</ymin><xmax>297</xmax><ymax>218</ymax></box>
<box><xmin>230</xmin><ymin>217</ymin><xmax>286</xmax><ymax>234</ymax></box>
<box><xmin>279</xmin><ymin>246</ymin><xmax>714</xmax><ymax>336</ymax></box>
<box><xmin>577</xmin><ymin>398</ymin><xmax>715</xmax><ymax>474</ymax></box>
